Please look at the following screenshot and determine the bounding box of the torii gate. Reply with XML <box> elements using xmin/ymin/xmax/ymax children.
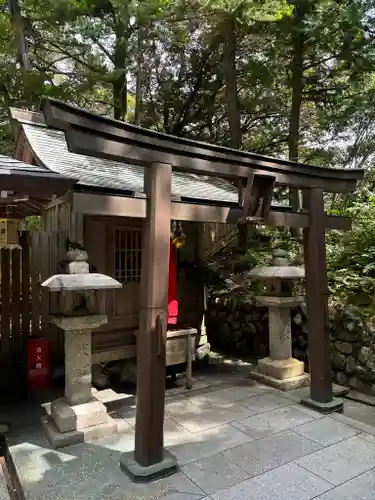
<box><xmin>41</xmin><ymin>98</ymin><xmax>363</xmax><ymax>482</ymax></box>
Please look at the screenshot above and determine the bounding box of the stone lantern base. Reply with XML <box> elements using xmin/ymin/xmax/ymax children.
<box><xmin>42</xmin><ymin>401</ymin><xmax>118</xmax><ymax>449</ymax></box>
<box><xmin>249</xmin><ymin>295</ymin><xmax>310</xmax><ymax>391</ymax></box>
<box><xmin>42</xmin><ymin>314</ymin><xmax>120</xmax><ymax>449</ymax></box>
<box><xmin>250</xmin><ymin>359</ymin><xmax>310</xmax><ymax>391</ymax></box>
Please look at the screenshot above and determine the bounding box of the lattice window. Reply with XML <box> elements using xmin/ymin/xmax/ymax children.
<box><xmin>114</xmin><ymin>227</ymin><xmax>142</xmax><ymax>283</ymax></box>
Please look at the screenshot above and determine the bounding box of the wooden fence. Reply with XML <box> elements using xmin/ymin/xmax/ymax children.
<box><xmin>0</xmin><ymin>231</ymin><xmax>66</xmax><ymax>396</ymax></box>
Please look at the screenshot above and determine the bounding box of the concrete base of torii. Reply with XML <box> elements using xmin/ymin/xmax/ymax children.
<box><xmin>249</xmin><ymin>296</ymin><xmax>310</xmax><ymax>391</ymax></box>
<box><xmin>42</xmin><ymin>314</ymin><xmax>119</xmax><ymax>449</ymax></box>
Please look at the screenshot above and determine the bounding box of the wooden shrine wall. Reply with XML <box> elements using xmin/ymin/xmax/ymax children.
<box><xmin>0</xmin><ymin>231</ymin><xmax>66</xmax><ymax>395</ymax></box>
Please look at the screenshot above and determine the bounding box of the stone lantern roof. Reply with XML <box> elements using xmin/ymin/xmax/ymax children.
<box><xmin>247</xmin><ymin>249</ymin><xmax>305</xmax><ymax>281</ymax></box>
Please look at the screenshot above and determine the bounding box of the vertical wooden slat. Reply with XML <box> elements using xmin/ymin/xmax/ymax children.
<box><xmin>49</xmin><ymin>232</ymin><xmax>58</xmax><ymax>314</ymax></box>
<box><xmin>30</xmin><ymin>232</ymin><xmax>41</xmax><ymax>336</ymax></box>
<box><xmin>66</xmin><ymin>204</ymin><xmax>71</xmax><ymax>237</ymax></box>
<box><xmin>40</xmin><ymin>232</ymin><xmax>50</xmax><ymax>334</ymax></box>
<box><xmin>53</xmin><ymin>206</ymin><xmax>58</xmax><ymax>232</ymax></box>
<box><xmin>48</xmin><ymin>232</ymin><xmax>57</xmax><ymax>360</ymax></box>
<box><xmin>57</xmin><ymin>232</ymin><xmax>67</xmax><ymax>357</ymax></box>
<box><xmin>21</xmin><ymin>232</ymin><xmax>31</xmax><ymax>338</ymax></box>
<box><xmin>11</xmin><ymin>248</ymin><xmax>22</xmax><ymax>352</ymax></box>
<box><xmin>75</xmin><ymin>213</ymin><xmax>84</xmax><ymax>245</ymax></box>
<box><xmin>1</xmin><ymin>249</ymin><xmax>11</xmax><ymax>367</ymax></box>
<box><xmin>70</xmin><ymin>209</ymin><xmax>76</xmax><ymax>241</ymax></box>
<box><xmin>106</xmin><ymin>226</ymin><xmax>115</xmax><ymax>316</ymax></box>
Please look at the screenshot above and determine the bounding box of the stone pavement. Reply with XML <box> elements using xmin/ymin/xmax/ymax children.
<box><xmin>6</xmin><ymin>371</ymin><xmax>375</xmax><ymax>500</ymax></box>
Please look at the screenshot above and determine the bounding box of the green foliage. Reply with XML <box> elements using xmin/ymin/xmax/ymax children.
<box><xmin>326</xmin><ymin>173</ymin><xmax>375</xmax><ymax>314</ymax></box>
<box><xmin>1</xmin><ymin>0</ymin><xmax>375</xmax><ymax>318</ymax></box>
<box><xmin>201</xmin><ymin>0</ymin><xmax>293</xmax><ymax>21</ymax></box>
<box><xmin>24</xmin><ymin>216</ymin><xmax>42</xmax><ymax>231</ymax></box>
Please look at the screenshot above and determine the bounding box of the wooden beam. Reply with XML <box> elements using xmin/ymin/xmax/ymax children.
<box><xmin>0</xmin><ymin>174</ymin><xmax>74</xmax><ymax>198</ymax></box>
<box><xmin>73</xmin><ymin>192</ymin><xmax>147</xmax><ymax>218</ymax></box>
<box><xmin>72</xmin><ymin>192</ymin><xmax>351</xmax><ymax>230</ymax></box>
<box><xmin>263</xmin><ymin>211</ymin><xmax>352</xmax><ymax>231</ymax></box>
<box><xmin>240</xmin><ymin>172</ymin><xmax>254</xmax><ymax>220</ymax></box>
<box><xmin>65</xmin><ymin>126</ymin><xmax>359</xmax><ymax>193</ymax></box>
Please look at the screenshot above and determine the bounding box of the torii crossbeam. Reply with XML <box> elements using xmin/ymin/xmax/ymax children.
<box><xmin>40</xmin><ymin>98</ymin><xmax>364</xmax><ymax>482</ymax></box>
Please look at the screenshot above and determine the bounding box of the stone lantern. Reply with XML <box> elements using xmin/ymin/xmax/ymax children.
<box><xmin>41</xmin><ymin>246</ymin><xmax>122</xmax><ymax>448</ymax></box>
<box><xmin>247</xmin><ymin>249</ymin><xmax>309</xmax><ymax>390</ymax></box>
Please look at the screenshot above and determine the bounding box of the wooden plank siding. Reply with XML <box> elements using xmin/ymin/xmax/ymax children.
<box><xmin>43</xmin><ymin>200</ymin><xmax>84</xmax><ymax>244</ymax></box>
<box><xmin>0</xmin><ymin>231</ymin><xmax>66</xmax><ymax>395</ymax></box>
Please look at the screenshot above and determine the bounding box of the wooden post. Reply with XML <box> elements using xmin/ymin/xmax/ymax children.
<box><xmin>120</xmin><ymin>162</ymin><xmax>177</xmax><ymax>482</ymax></box>
<box><xmin>302</xmin><ymin>188</ymin><xmax>343</xmax><ymax>413</ymax></box>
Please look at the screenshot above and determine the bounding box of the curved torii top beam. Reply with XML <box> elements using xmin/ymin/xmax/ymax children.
<box><xmin>40</xmin><ymin>98</ymin><xmax>364</xmax><ymax>194</ymax></box>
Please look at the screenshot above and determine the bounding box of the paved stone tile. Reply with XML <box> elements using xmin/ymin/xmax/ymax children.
<box><xmin>165</xmin><ymin>398</ymin><xmax>206</xmax><ymax>418</ymax></box>
<box><xmin>289</xmin><ymin>403</ymin><xmax>325</xmax><ymax>419</ymax></box>
<box><xmin>240</xmin><ymin>392</ymin><xmax>292</xmax><ymax>413</ymax></box>
<box><xmin>84</xmin><ymin>423</ymin><xmax>135</xmax><ymax>453</ymax></box>
<box><xmin>118</xmin><ymin>395</ymin><xmax>188</xmax><ymax>427</ymax></box>
<box><xmin>166</xmin><ymin>422</ymin><xmax>252</xmax><ymax>466</ymax></box>
<box><xmin>12</xmin><ymin>435</ymin><xmax>205</xmax><ymax>500</ymax></box>
<box><xmin>223</xmin><ymin>430</ymin><xmax>321</xmax><ymax>477</ymax></box>
<box><xmin>28</xmin><ymin>470</ymin><xmax>205</xmax><ymax>500</ymax></box>
<box><xmin>342</xmin><ymin>398</ymin><xmax>375</xmax><ymax>428</ymax></box>
<box><xmin>92</xmin><ymin>470</ymin><xmax>205</xmax><ymax>500</ymax></box>
<box><xmin>166</xmin><ymin>377</ymin><xmax>212</xmax><ymax>397</ymax></box>
<box><xmin>231</xmin><ymin>405</ymin><xmax>316</xmax><ymax>439</ymax></box>
<box><xmin>313</xmin><ymin>469</ymin><xmax>375</xmax><ymax>500</ymax></box>
<box><xmin>172</xmin><ymin>402</ymin><xmax>255</xmax><ymax>433</ymax></box>
<box><xmin>9</xmin><ymin>442</ymin><xmax>77</xmax><ymax>488</ymax></box>
<box><xmin>211</xmin><ymin>462</ymin><xmax>332</xmax><ymax>500</ymax></box>
<box><xmin>294</xmin><ymin>417</ymin><xmax>359</xmax><ymax>446</ymax></box>
<box><xmin>186</xmin><ymin>385</ymin><xmax>269</xmax><ymax>408</ymax></box>
<box><xmin>117</xmin><ymin>403</ymin><xmax>137</xmax><ymax>427</ymax></box>
<box><xmin>296</xmin><ymin>435</ymin><xmax>375</xmax><ymax>485</ymax></box>
<box><xmin>182</xmin><ymin>452</ymin><xmax>248</xmax><ymax>494</ymax></box>
<box><xmin>359</xmin><ymin>432</ymin><xmax>375</xmax><ymax>444</ymax></box>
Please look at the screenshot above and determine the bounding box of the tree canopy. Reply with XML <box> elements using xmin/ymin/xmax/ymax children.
<box><xmin>2</xmin><ymin>0</ymin><xmax>375</xmax><ymax>310</ymax></box>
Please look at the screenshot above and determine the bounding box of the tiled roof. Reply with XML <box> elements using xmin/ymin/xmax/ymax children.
<box><xmin>0</xmin><ymin>153</ymin><xmax>67</xmax><ymax>180</ymax></box>
<box><xmin>21</xmin><ymin>122</ymin><xmax>239</xmax><ymax>204</ymax></box>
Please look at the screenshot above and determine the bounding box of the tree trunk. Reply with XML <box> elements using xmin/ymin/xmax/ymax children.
<box><xmin>222</xmin><ymin>14</ymin><xmax>251</xmax><ymax>252</ymax></box>
<box><xmin>134</xmin><ymin>27</ymin><xmax>144</xmax><ymax>126</ymax></box>
<box><xmin>113</xmin><ymin>23</ymin><xmax>128</xmax><ymax>121</ymax></box>
<box><xmin>223</xmin><ymin>14</ymin><xmax>241</xmax><ymax>149</ymax></box>
<box><xmin>288</xmin><ymin>1</ymin><xmax>306</xmax><ymax>236</ymax></box>
<box><xmin>8</xmin><ymin>0</ymin><xmax>29</xmax><ymax>70</ymax></box>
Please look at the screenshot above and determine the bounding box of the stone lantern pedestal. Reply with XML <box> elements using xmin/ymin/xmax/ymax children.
<box><xmin>253</xmin><ymin>295</ymin><xmax>309</xmax><ymax>390</ymax></box>
<box><xmin>41</xmin><ymin>247</ymin><xmax>122</xmax><ymax>448</ymax></box>
<box><xmin>248</xmin><ymin>250</ymin><xmax>310</xmax><ymax>391</ymax></box>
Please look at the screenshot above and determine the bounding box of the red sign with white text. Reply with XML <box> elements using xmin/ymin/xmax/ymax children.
<box><xmin>27</xmin><ymin>338</ymin><xmax>51</xmax><ymax>390</ymax></box>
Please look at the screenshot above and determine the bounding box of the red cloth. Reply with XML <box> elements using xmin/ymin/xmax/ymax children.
<box><xmin>168</xmin><ymin>238</ymin><xmax>178</xmax><ymax>324</ymax></box>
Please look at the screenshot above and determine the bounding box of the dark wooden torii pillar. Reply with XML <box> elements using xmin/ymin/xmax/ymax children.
<box><xmin>301</xmin><ymin>188</ymin><xmax>341</xmax><ymax>412</ymax></box>
<box><xmin>119</xmin><ymin>163</ymin><xmax>178</xmax><ymax>481</ymax></box>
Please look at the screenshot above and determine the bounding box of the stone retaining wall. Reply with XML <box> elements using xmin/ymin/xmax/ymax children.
<box><xmin>206</xmin><ymin>296</ymin><xmax>375</xmax><ymax>395</ymax></box>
